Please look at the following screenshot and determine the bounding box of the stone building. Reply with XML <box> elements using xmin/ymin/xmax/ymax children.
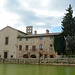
<box><xmin>0</xmin><ymin>26</ymin><xmax>27</xmax><ymax>58</ymax></box>
<box><xmin>0</xmin><ymin>26</ymin><xmax>61</xmax><ymax>59</ymax></box>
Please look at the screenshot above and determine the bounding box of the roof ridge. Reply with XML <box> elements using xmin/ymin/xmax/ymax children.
<box><xmin>0</xmin><ymin>26</ymin><xmax>27</xmax><ymax>34</ymax></box>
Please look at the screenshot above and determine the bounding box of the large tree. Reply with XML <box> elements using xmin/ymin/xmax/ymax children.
<box><xmin>61</xmin><ymin>4</ymin><xmax>75</xmax><ymax>54</ymax></box>
<box><xmin>62</xmin><ymin>4</ymin><xmax>75</xmax><ymax>36</ymax></box>
<box><xmin>66</xmin><ymin>35</ymin><xmax>75</xmax><ymax>54</ymax></box>
<box><xmin>54</xmin><ymin>33</ymin><xmax>66</xmax><ymax>55</ymax></box>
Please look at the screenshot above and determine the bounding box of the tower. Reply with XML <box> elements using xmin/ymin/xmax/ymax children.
<box><xmin>26</xmin><ymin>26</ymin><xmax>33</xmax><ymax>34</ymax></box>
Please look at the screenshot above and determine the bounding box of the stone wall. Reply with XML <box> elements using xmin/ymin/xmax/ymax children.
<box><xmin>17</xmin><ymin>36</ymin><xmax>57</xmax><ymax>58</ymax></box>
<box><xmin>0</xmin><ymin>58</ymin><xmax>75</xmax><ymax>64</ymax></box>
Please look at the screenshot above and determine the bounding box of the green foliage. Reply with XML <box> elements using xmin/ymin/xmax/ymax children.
<box><xmin>61</xmin><ymin>4</ymin><xmax>75</xmax><ymax>55</ymax></box>
<box><xmin>54</xmin><ymin>33</ymin><xmax>66</xmax><ymax>55</ymax></box>
<box><xmin>61</xmin><ymin>4</ymin><xmax>75</xmax><ymax>36</ymax></box>
<box><xmin>66</xmin><ymin>35</ymin><xmax>75</xmax><ymax>54</ymax></box>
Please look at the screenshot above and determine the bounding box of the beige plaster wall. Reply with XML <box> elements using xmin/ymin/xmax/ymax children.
<box><xmin>0</xmin><ymin>27</ymin><xmax>26</xmax><ymax>58</ymax></box>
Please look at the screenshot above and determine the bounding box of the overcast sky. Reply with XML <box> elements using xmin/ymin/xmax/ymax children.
<box><xmin>0</xmin><ymin>0</ymin><xmax>75</xmax><ymax>34</ymax></box>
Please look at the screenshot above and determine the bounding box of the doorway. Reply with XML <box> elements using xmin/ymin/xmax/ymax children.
<box><xmin>4</xmin><ymin>52</ymin><xmax>8</xmax><ymax>58</ymax></box>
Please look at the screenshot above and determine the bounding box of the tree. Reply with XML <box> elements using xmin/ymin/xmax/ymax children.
<box><xmin>65</xmin><ymin>35</ymin><xmax>75</xmax><ymax>55</ymax></box>
<box><xmin>54</xmin><ymin>33</ymin><xmax>66</xmax><ymax>55</ymax></box>
<box><xmin>62</xmin><ymin>4</ymin><xmax>75</xmax><ymax>36</ymax></box>
<box><xmin>61</xmin><ymin>4</ymin><xmax>75</xmax><ymax>55</ymax></box>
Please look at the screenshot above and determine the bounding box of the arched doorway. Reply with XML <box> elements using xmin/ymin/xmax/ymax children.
<box><xmin>50</xmin><ymin>55</ymin><xmax>54</xmax><ymax>58</ymax></box>
<box><xmin>30</xmin><ymin>55</ymin><xmax>36</xmax><ymax>58</ymax></box>
<box><xmin>23</xmin><ymin>54</ymin><xmax>28</xmax><ymax>58</ymax></box>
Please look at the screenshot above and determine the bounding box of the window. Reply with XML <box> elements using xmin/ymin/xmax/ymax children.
<box><xmin>40</xmin><ymin>37</ymin><xmax>43</xmax><ymax>40</ymax></box>
<box><xmin>26</xmin><ymin>38</ymin><xmax>29</xmax><ymax>41</ymax></box>
<box><xmin>50</xmin><ymin>44</ymin><xmax>53</xmax><ymax>47</ymax></box>
<box><xmin>19</xmin><ymin>38</ymin><xmax>22</xmax><ymax>41</ymax></box>
<box><xmin>10</xmin><ymin>55</ymin><xmax>13</xmax><ymax>58</ymax></box>
<box><xmin>5</xmin><ymin>37</ymin><xmax>9</xmax><ymax>45</ymax></box>
<box><xmin>32</xmin><ymin>46</ymin><xmax>36</xmax><ymax>51</ymax></box>
<box><xmin>4</xmin><ymin>52</ymin><xmax>8</xmax><ymax>58</ymax></box>
<box><xmin>40</xmin><ymin>44</ymin><xmax>43</xmax><ymax>50</ymax></box>
<box><xmin>50</xmin><ymin>55</ymin><xmax>53</xmax><ymax>58</ymax></box>
<box><xmin>0</xmin><ymin>55</ymin><xmax>1</xmax><ymax>58</ymax></box>
<box><xmin>50</xmin><ymin>47</ymin><xmax>53</xmax><ymax>50</ymax></box>
<box><xmin>19</xmin><ymin>45</ymin><xmax>22</xmax><ymax>51</ymax></box>
<box><xmin>50</xmin><ymin>37</ymin><xmax>53</xmax><ymax>39</ymax></box>
<box><xmin>26</xmin><ymin>45</ymin><xmax>28</xmax><ymax>50</ymax></box>
<box><xmin>44</xmin><ymin>55</ymin><xmax>47</xmax><ymax>58</ymax></box>
<box><xmin>50</xmin><ymin>44</ymin><xmax>53</xmax><ymax>50</ymax></box>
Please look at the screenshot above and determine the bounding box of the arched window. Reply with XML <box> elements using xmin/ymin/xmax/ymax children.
<box><xmin>30</xmin><ymin>55</ymin><xmax>36</xmax><ymax>58</ymax></box>
<box><xmin>50</xmin><ymin>55</ymin><xmax>53</xmax><ymax>58</ymax></box>
<box><xmin>23</xmin><ymin>54</ymin><xmax>28</xmax><ymax>58</ymax></box>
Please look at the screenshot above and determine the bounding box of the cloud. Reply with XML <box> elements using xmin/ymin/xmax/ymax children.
<box><xmin>0</xmin><ymin>0</ymin><xmax>5</xmax><ymax>10</ymax></box>
<box><xmin>35</xmin><ymin>22</ymin><xmax>46</xmax><ymax>26</ymax></box>
<box><xmin>0</xmin><ymin>0</ymin><xmax>75</xmax><ymax>33</ymax></box>
<box><xmin>34</xmin><ymin>28</ymin><xmax>48</xmax><ymax>34</ymax></box>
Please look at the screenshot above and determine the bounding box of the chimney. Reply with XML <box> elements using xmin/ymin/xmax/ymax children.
<box><xmin>46</xmin><ymin>29</ymin><xmax>49</xmax><ymax>34</ymax></box>
<box><xmin>34</xmin><ymin>30</ymin><xmax>37</xmax><ymax>34</ymax></box>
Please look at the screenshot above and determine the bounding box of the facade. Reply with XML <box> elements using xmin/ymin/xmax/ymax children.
<box><xmin>0</xmin><ymin>26</ymin><xmax>61</xmax><ymax>59</ymax></box>
<box><xmin>0</xmin><ymin>26</ymin><xmax>26</xmax><ymax>58</ymax></box>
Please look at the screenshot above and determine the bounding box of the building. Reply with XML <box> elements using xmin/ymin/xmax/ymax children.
<box><xmin>0</xmin><ymin>26</ymin><xmax>61</xmax><ymax>59</ymax></box>
<box><xmin>0</xmin><ymin>26</ymin><xmax>27</xmax><ymax>58</ymax></box>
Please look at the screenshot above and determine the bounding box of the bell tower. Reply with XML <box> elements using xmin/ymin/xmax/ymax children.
<box><xmin>26</xmin><ymin>26</ymin><xmax>33</xmax><ymax>34</ymax></box>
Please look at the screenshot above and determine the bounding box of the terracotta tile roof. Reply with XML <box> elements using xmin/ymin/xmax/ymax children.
<box><xmin>18</xmin><ymin>32</ymin><xmax>62</xmax><ymax>38</ymax></box>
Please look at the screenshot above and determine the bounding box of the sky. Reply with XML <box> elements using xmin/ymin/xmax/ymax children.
<box><xmin>0</xmin><ymin>0</ymin><xmax>75</xmax><ymax>34</ymax></box>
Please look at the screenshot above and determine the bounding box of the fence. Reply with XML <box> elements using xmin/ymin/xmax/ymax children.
<box><xmin>57</xmin><ymin>55</ymin><xmax>75</xmax><ymax>58</ymax></box>
<box><xmin>0</xmin><ymin>58</ymin><xmax>75</xmax><ymax>64</ymax></box>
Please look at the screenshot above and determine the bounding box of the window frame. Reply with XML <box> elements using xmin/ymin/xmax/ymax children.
<box><xmin>50</xmin><ymin>44</ymin><xmax>53</xmax><ymax>50</ymax></box>
<box><xmin>44</xmin><ymin>54</ymin><xmax>47</xmax><ymax>58</ymax></box>
<box><xmin>19</xmin><ymin>45</ymin><xmax>22</xmax><ymax>51</ymax></box>
<box><xmin>32</xmin><ymin>46</ymin><xmax>36</xmax><ymax>51</ymax></box>
<box><xmin>5</xmin><ymin>37</ymin><xmax>9</xmax><ymax>45</ymax></box>
<box><xmin>26</xmin><ymin>38</ymin><xmax>29</xmax><ymax>41</ymax></box>
<box><xmin>40</xmin><ymin>44</ymin><xmax>43</xmax><ymax>50</ymax></box>
<box><xmin>40</xmin><ymin>37</ymin><xmax>43</xmax><ymax>40</ymax></box>
<box><xmin>19</xmin><ymin>38</ymin><xmax>22</xmax><ymax>41</ymax></box>
<box><xmin>26</xmin><ymin>45</ymin><xmax>28</xmax><ymax>50</ymax></box>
